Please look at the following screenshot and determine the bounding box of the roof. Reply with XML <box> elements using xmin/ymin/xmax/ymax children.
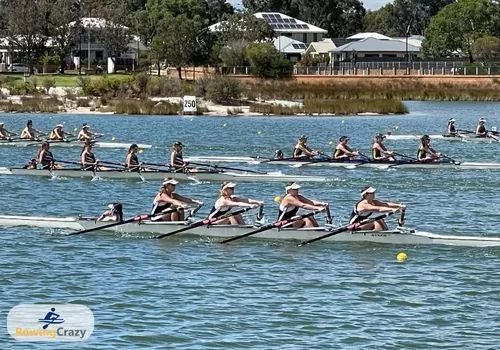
<box><xmin>274</xmin><ymin>36</ymin><xmax>307</xmax><ymax>54</ymax></box>
<box><xmin>209</xmin><ymin>12</ymin><xmax>327</xmax><ymax>34</ymax></box>
<box><xmin>305</xmin><ymin>39</ymin><xmax>335</xmax><ymax>54</ymax></box>
<box><xmin>331</xmin><ymin>37</ymin><xmax>420</xmax><ymax>53</ymax></box>
<box><xmin>69</xmin><ymin>17</ymin><xmax>128</xmax><ymax>30</ymax></box>
<box><xmin>394</xmin><ymin>35</ymin><xmax>425</xmax><ymax>49</ymax></box>
<box><xmin>347</xmin><ymin>32</ymin><xmax>391</xmax><ymax>40</ymax></box>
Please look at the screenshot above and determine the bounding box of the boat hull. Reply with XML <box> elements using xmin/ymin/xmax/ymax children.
<box><xmin>385</xmin><ymin>134</ymin><xmax>499</xmax><ymax>143</ymax></box>
<box><xmin>0</xmin><ymin>140</ymin><xmax>152</xmax><ymax>149</ymax></box>
<box><xmin>0</xmin><ymin>215</ymin><xmax>499</xmax><ymax>247</ymax></box>
<box><xmin>185</xmin><ymin>157</ymin><xmax>500</xmax><ymax>170</ymax></box>
<box><xmin>0</xmin><ymin>167</ymin><xmax>328</xmax><ymax>183</ymax></box>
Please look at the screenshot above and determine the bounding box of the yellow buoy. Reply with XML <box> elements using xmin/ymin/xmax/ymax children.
<box><xmin>223</xmin><ymin>123</ymin><xmax>228</xmax><ymax>127</ymax></box>
<box><xmin>73</xmin><ymin>127</ymin><xmax>78</xmax><ymax>132</ymax></box>
<box><xmin>257</xmin><ymin>130</ymin><xmax>262</xmax><ymax>135</ymax></box>
<box><xmin>111</xmin><ymin>137</ymin><xmax>116</xmax><ymax>141</ymax></box>
<box><xmin>328</xmin><ymin>140</ymin><xmax>333</xmax><ymax>145</ymax></box>
<box><xmin>139</xmin><ymin>149</ymin><xmax>144</xmax><ymax>154</ymax></box>
<box><xmin>396</xmin><ymin>252</ymin><xmax>408</xmax><ymax>263</ymax></box>
<box><xmin>341</xmin><ymin>120</ymin><xmax>345</xmax><ymax>124</ymax></box>
<box><xmin>274</xmin><ymin>196</ymin><xmax>282</xmax><ymax>203</ymax></box>
<box><xmin>395</xmin><ymin>126</ymin><xmax>399</xmax><ymax>130</ymax></box>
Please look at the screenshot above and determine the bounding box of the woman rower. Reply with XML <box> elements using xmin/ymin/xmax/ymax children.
<box><xmin>293</xmin><ymin>135</ymin><xmax>318</xmax><ymax>158</ymax></box>
<box><xmin>170</xmin><ymin>141</ymin><xmax>191</xmax><ymax>172</ymax></box>
<box><xmin>126</xmin><ymin>143</ymin><xmax>142</xmax><ymax>171</ymax></box>
<box><xmin>447</xmin><ymin>118</ymin><xmax>457</xmax><ymax>135</ymax></box>
<box><xmin>372</xmin><ymin>134</ymin><xmax>395</xmax><ymax>161</ymax></box>
<box><xmin>0</xmin><ymin>122</ymin><xmax>16</xmax><ymax>139</ymax></box>
<box><xmin>476</xmin><ymin>117</ymin><xmax>499</xmax><ymax>141</ymax></box>
<box><xmin>80</xmin><ymin>142</ymin><xmax>109</xmax><ymax>171</ymax></box>
<box><xmin>151</xmin><ymin>178</ymin><xmax>203</xmax><ymax>221</ymax></box>
<box><xmin>49</xmin><ymin>124</ymin><xmax>67</xmax><ymax>141</ymax></box>
<box><xmin>417</xmin><ymin>135</ymin><xmax>442</xmax><ymax>162</ymax></box>
<box><xmin>349</xmin><ymin>186</ymin><xmax>406</xmax><ymax>231</ymax></box>
<box><xmin>208</xmin><ymin>182</ymin><xmax>263</xmax><ymax>225</ymax></box>
<box><xmin>334</xmin><ymin>136</ymin><xmax>360</xmax><ymax>160</ymax></box>
<box><xmin>77</xmin><ymin>123</ymin><xmax>95</xmax><ymax>141</ymax></box>
<box><xmin>97</xmin><ymin>203</ymin><xmax>124</xmax><ymax>222</ymax></box>
<box><xmin>36</xmin><ymin>141</ymin><xmax>63</xmax><ymax>170</ymax></box>
<box><xmin>21</xmin><ymin>120</ymin><xmax>43</xmax><ymax>139</ymax></box>
<box><xmin>278</xmin><ymin>182</ymin><xmax>328</xmax><ymax>228</ymax></box>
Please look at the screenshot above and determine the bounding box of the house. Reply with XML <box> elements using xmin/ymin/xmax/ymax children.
<box><xmin>394</xmin><ymin>35</ymin><xmax>425</xmax><ymax>49</ymax></box>
<box><xmin>209</xmin><ymin>12</ymin><xmax>328</xmax><ymax>46</ymax></box>
<box><xmin>274</xmin><ymin>36</ymin><xmax>307</xmax><ymax>61</ymax></box>
<box><xmin>329</xmin><ymin>37</ymin><xmax>421</xmax><ymax>64</ymax></box>
<box><xmin>304</xmin><ymin>38</ymin><xmax>361</xmax><ymax>57</ymax></box>
<box><xmin>347</xmin><ymin>32</ymin><xmax>392</xmax><ymax>40</ymax></box>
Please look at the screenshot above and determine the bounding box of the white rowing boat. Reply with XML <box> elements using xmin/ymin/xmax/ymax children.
<box><xmin>0</xmin><ymin>215</ymin><xmax>499</xmax><ymax>247</ymax></box>
<box><xmin>384</xmin><ymin>134</ymin><xmax>499</xmax><ymax>143</ymax></box>
<box><xmin>185</xmin><ymin>156</ymin><xmax>500</xmax><ymax>170</ymax></box>
<box><xmin>0</xmin><ymin>167</ymin><xmax>328</xmax><ymax>183</ymax></box>
<box><xmin>0</xmin><ymin>139</ymin><xmax>152</xmax><ymax>149</ymax></box>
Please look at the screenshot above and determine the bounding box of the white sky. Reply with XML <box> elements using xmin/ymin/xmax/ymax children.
<box><xmin>228</xmin><ymin>0</ymin><xmax>391</xmax><ymax>11</ymax></box>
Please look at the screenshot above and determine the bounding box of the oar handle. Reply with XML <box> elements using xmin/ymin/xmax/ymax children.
<box><xmin>55</xmin><ymin>159</ymin><xmax>82</xmax><ymax>166</ymax></box>
<box><xmin>392</xmin><ymin>152</ymin><xmax>418</xmax><ymax>162</ymax></box>
<box><xmin>398</xmin><ymin>208</ymin><xmax>406</xmax><ymax>226</ymax></box>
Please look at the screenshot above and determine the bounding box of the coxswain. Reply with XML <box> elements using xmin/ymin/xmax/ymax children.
<box><xmin>476</xmin><ymin>117</ymin><xmax>499</xmax><ymax>141</ymax></box>
<box><xmin>80</xmin><ymin>142</ymin><xmax>109</xmax><ymax>170</ymax></box>
<box><xmin>126</xmin><ymin>144</ymin><xmax>142</xmax><ymax>171</ymax></box>
<box><xmin>278</xmin><ymin>182</ymin><xmax>328</xmax><ymax>228</ymax></box>
<box><xmin>20</xmin><ymin>120</ymin><xmax>43</xmax><ymax>139</ymax></box>
<box><xmin>97</xmin><ymin>203</ymin><xmax>124</xmax><ymax>222</ymax></box>
<box><xmin>349</xmin><ymin>186</ymin><xmax>406</xmax><ymax>231</ymax></box>
<box><xmin>417</xmin><ymin>135</ymin><xmax>442</xmax><ymax>162</ymax></box>
<box><xmin>49</xmin><ymin>124</ymin><xmax>67</xmax><ymax>141</ymax></box>
<box><xmin>151</xmin><ymin>178</ymin><xmax>203</xmax><ymax>221</ymax></box>
<box><xmin>293</xmin><ymin>135</ymin><xmax>318</xmax><ymax>158</ymax></box>
<box><xmin>334</xmin><ymin>136</ymin><xmax>360</xmax><ymax>160</ymax></box>
<box><xmin>208</xmin><ymin>182</ymin><xmax>263</xmax><ymax>225</ymax></box>
<box><xmin>77</xmin><ymin>123</ymin><xmax>95</xmax><ymax>141</ymax></box>
<box><xmin>170</xmin><ymin>141</ymin><xmax>190</xmax><ymax>171</ymax></box>
<box><xmin>0</xmin><ymin>122</ymin><xmax>16</xmax><ymax>139</ymax></box>
<box><xmin>372</xmin><ymin>134</ymin><xmax>395</xmax><ymax>161</ymax></box>
<box><xmin>36</xmin><ymin>141</ymin><xmax>63</xmax><ymax>170</ymax></box>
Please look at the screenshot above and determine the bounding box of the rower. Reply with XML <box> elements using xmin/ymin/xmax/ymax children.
<box><xmin>49</xmin><ymin>124</ymin><xmax>67</xmax><ymax>141</ymax></box>
<box><xmin>97</xmin><ymin>203</ymin><xmax>124</xmax><ymax>222</ymax></box>
<box><xmin>0</xmin><ymin>122</ymin><xmax>16</xmax><ymax>139</ymax></box>
<box><xmin>417</xmin><ymin>135</ymin><xmax>442</xmax><ymax>162</ymax></box>
<box><xmin>349</xmin><ymin>186</ymin><xmax>406</xmax><ymax>231</ymax></box>
<box><xmin>151</xmin><ymin>178</ymin><xmax>203</xmax><ymax>221</ymax></box>
<box><xmin>274</xmin><ymin>149</ymin><xmax>284</xmax><ymax>160</ymax></box>
<box><xmin>77</xmin><ymin>123</ymin><xmax>95</xmax><ymax>141</ymax></box>
<box><xmin>447</xmin><ymin>118</ymin><xmax>457</xmax><ymax>135</ymax></box>
<box><xmin>293</xmin><ymin>135</ymin><xmax>318</xmax><ymax>158</ymax></box>
<box><xmin>278</xmin><ymin>182</ymin><xmax>328</xmax><ymax>228</ymax></box>
<box><xmin>36</xmin><ymin>141</ymin><xmax>63</xmax><ymax>170</ymax></box>
<box><xmin>334</xmin><ymin>136</ymin><xmax>360</xmax><ymax>160</ymax></box>
<box><xmin>170</xmin><ymin>141</ymin><xmax>189</xmax><ymax>171</ymax></box>
<box><xmin>126</xmin><ymin>144</ymin><xmax>142</xmax><ymax>172</ymax></box>
<box><xmin>80</xmin><ymin>142</ymin><xmax>109</xmax><ymax>171</ymax></box>
<box><xmin>20</xmin><ymin>120</ymin><xmax>43</xmax><ymax>140</ymax></box>
<box><xmin>208</xmin><ymin>182</ymin><xmax>263</xmax><ymax>225</ymax></box>
<box><xmin>476</xmin><ymin>117</ymin><xmax>499</xmax><ymax>141</ymax></box>
<box><xmin>372</xmin><ymin>134</ymin><xmax>395</xmax><ymax>161</ymax></box>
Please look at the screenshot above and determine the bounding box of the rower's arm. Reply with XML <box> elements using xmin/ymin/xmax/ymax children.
<box><xmin>373</xmin><ymin>199</ymin><xmax>405</xmax><ymax>209</ymax></box>
<box><xmin>359</xmin><ymin>202</ymin><xmax>397</xmax><ymax>213</ymax></box>
<box><xmin>288</xmin><ymin>196</ymin><xmax>324</xmax><ymax>211</ymax></box>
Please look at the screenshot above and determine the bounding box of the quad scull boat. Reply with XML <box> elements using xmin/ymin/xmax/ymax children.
<box><xmin>0</xmin><ymin>215</ymin><xmax>498</xmax><ymax>247</ymax></box>
<box><xmin>0</xmin><ymin>139</ymin><xmax>152</xmax><ymax>149</ymax></box>
<box><xmin>384</xmin><ymin>134</ymin><xmax>499</xmax><ymax>143</ymax></box>
<box><xmin>185</xmin><ymin>156</ymin><xmax>500</xmax><ymax>170</ymax></box>
<box><xmin>0</xmin><ymin>167</ymin><xmax>328</xmax><ymax>183</ymax></box>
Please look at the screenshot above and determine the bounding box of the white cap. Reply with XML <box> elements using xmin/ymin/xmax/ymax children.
<box><xmin>479</xmin><ymin>118</ymin><xmax>486</xmax><ymax>122</ymax></box>
<box><xmin>83</xmin><ymin>124</ymin><xmax>90</xmax><ymax>129</ymax></box>
<box><xmin>449</xmin><ymin>118</ymin><xmax>455</xmax><ymax>122</ymax></box>
<box><xmin>285</xmin><ymin>183</ymin><xmax>301</xmax><ymax>191</ymax></box>
<box><xmin>0</xmin><ymin>122</ymin><xmax>3</xmax><ymax>125</ymax></box>
<box><xmin>361</xmin><ymin>186</ymin><xmax>376</xmax><ymax>196</ymax></box>
<box><xmin>222</xmin><ymin>182</ymin><xmax>237</xmax><ymax>190</ymax></box>
<box><xmin>56</xmin><ymin>123</ymin><xmax>64</xmax><ymax>128</ymax></box>
<box><xmin>163</xmin><ymin>179</ymin><xmax>179</xmax><ymax>186</ymax></box>
<box><xmin>107</xmin><ymin>203</ymin><xmax>115</xmax><ymax>209</ymax></box>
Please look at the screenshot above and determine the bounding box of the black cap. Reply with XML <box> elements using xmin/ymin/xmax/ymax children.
<box><xmin>339</xmin><ymin>136</ymin><xmax>349</xmax><ymax>142</ymax></box>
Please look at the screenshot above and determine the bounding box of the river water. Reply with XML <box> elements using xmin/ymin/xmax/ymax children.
<box><xmin>1</xmin><ymin>101</ymin><xmax>499</xmax><ymax>348</ymax></box>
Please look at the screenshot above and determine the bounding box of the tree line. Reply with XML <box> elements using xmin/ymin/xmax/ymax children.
<box><xmin>0</xmin><ymin>0</ymin><xmax>499</xmax><ymax>77</ymax></box>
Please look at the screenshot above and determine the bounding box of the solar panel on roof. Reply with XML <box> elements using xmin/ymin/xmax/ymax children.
<box><xmin>300</xmin><ymin>24</ymin><xmax>308</xmax><ymax>29</ymax></box>
<box><xmin>271</xmin><ymin>24</ymin><xmax>279</xmax><ymax>29</ymax></box>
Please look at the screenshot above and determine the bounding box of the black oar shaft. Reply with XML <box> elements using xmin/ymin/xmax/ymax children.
<box><xmin>188</xmin><ymin>161</ymin><xmax>267</xmax><ymax>175</ymax></box>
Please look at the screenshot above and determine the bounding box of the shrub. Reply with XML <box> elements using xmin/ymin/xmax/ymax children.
<box><xmin>42</xmin><ymin>77</ymin><xmax>56</xmax><ymax>94</ymax></box>
<box><xmin>205</xmin><ymin>76</ymin><xmax>243</xmax><ymax>105</ymax></box>
<box><xmin>77</xmin><ymin>76</ymin><xmax>94</xmax><ymax>95</ymax></box>
<box><xmin>245</xmin><ymin>43</ymin><xmax>294</xmax><ymax>79</ymax></box>
<box><xmin>8</xmin><ymin>81</ymin><xmax>38</xmax><ymax>95</ymax></box>
<box><xmin>135</xmin><ymin>73</ymin><xmax>150</xmax><ymax>96</ymax></box>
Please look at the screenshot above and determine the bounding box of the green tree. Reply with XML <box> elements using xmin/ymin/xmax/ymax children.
<box><xmin>423</xmin><ymin>0</ymin><xmax>500</xmax><ymax>62</ymax></box>
<box><xmin>363</xmin><ymin>5</ymin><xmax>399</xmax><ymax>37</ymax></box>
<box><xmin>219</xmin><ymin>39</ymin><xmax>250</xmax><ymax>67</ymax></box>
<box><xmin>472</xmin><ymin>36</ymin><xmax>500</xmax><ymax>66</ymax></box>
<box><xmin>245</xmin><ymin>42</ymin><xmax>293</xmax><ymax>78</ymax></box>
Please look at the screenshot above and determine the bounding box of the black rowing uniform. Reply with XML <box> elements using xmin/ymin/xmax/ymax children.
<box><xmin>209</xmin><ymin>198</ymin><xmax>231</xmax><ymax>219</ymax></box>
<box><xmin>372</xmin><ymin>142</ymin><xmax>388</xmax><ymax>160</ymax></box>
<box><xmin>278</xmin><ymin>204</ymin><xmax>299</xmax><ymax>221</ymax></box>
<box><xmin>128</xmin><ymin>153</ymin><xmax>140</xmax><ymax>172</ymax></box>
<box><xmin>349</xmin><ymin>201</ymin><xmax>374</xmax><ymax>224</ymax></box>
<box><xmin>448</xmin><ymin>124</ymin><xmax>456</xmax><ymax>134</ymax></box>
<box><xmin>171</xmin><ymin>151</ymin><xmax>184</xmax><ymax>170</ymax></box>
<box><xmin>476</xmin><ymin>124</ymin><xmax>487</xmax><ymax>136</ymax></box>
<box><xmin>82</xmin><ymin>151</ymin><xmax>96</xmax><ymax>170</ymax></box>
<box><xmin>151</xmin><ymin>200</ymin><xmax>171</xmax><ymax>215</ymax></box>
<box><xmin>40</xmin><ymin>150</ymin><xmax>54</xmax><ymax>170</ymax></box>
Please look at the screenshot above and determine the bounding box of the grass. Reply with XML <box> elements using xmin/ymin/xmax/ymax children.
<box><xmin>0</xmin><ymin>73</ymin><xmax>133</xmax><ymax>87</ymax></box>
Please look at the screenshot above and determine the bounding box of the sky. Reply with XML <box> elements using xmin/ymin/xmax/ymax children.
<box><xmin>228</xmin><ymin>0</ymin><xmax>391</xmax><ymax>11</ymax></box>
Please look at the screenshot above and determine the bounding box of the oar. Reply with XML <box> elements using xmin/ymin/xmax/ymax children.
<box><xmin>98</xmin><ymin>160</ymin><xmax>126</xmax><ymax>167</ymax></box>
<box><xmin>392</xmin><ymin>152</ymin><xmax>418</xmax><ymax>162</ymax></box>
<box><xmin>142</xmin><ymin>162</ymin><xmax>169</xmax><ymax>168</ymax></box>
<box><xmin>188</xmin><ymin>161</ymin><xmax>267</xmax><ymax>175</ymax></box>
<box><xmin>68</xmin><ymin>208</ymin><xmax>177</xmax><ymax>236</ymax></box>
<box><xmin>220</xmin><ymin>208</ymin><xmax>325</xmax><ymax>244</ymax></box>
<box><xmin>441</xmin><ymin>154</ymin><xmax>461</xmax><ymax>165</ymax></box>
<box><xmin>457</xmin><ymin>129</ymin><xmax>475</xmax><ymax>134</ymax></box>
<box><xmin>344</xmin><ymin>153</ymin><xmax>373</xmax><ymax>169</ymax></box>
<box><xmin>398</xmin><ymin>208</ymin><xmax>406</xmax><ymax>227</ymax></box>
<box><xmin>154</xmin><ymin>206</ymin><xmax>259</xmax><ymax>239</ymax></box>
<box><xmin>55</xmin><ymin>159</ymin><xmax>82</xmax><ymax>166</ymax></box>
<box><xmin>298</xmin><ymin>211</ymin><xmax>396</xmax><ymax>246</ymax></box>
<box><xmin>248</xmin><ymin>155</ymin><xmax>298</xmax><ymax>165</ymax></box>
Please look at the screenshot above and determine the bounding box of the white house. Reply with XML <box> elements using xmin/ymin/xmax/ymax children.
<box><xmin>274</xmin><ymin>36</ymin><xmax>307</xmax><ymax>61</ymax></box>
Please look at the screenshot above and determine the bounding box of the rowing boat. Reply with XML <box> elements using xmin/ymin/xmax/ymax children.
<box><xmin>0</xmin><ymin>214</ymin><xmax>498</xmax><ymax>247</ymax></box>
<box><xmin>185</xmin><ymin>156</ymin><xmax>500</xmax><ymax>170</ymax></box>
<box><xmin>0</xmin><ymin>139</ymin><xmax>152</xmax><ymax>149</ymax></box>
<box><xmin>0</xmin><ymin>167</ymin><xmax>328</xmax><ymax>183</ymax></box>
<box><xmin>384</xmin><ymin>134</ymin><xmax>499</xmax><ymax>143</ymax></box>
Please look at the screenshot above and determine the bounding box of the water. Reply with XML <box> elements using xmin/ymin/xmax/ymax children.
<box><xmin>1</xmin><ymin>101</ymin><xmax>499</xmax><ymax>348</ymax></box>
